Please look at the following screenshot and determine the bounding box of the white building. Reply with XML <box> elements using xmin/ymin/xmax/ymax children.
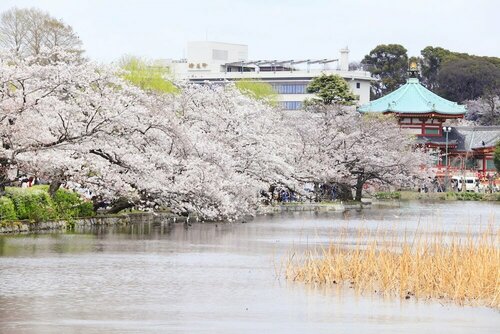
<box><xmin>159</xmin><ymin>42</ymin><xmax>373</xmax><ymax>109</ymax></box>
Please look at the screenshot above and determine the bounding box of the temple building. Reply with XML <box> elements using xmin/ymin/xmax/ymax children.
<box><xmin>358</xmin><ymin>63</ymin><xmax>499</xmax><ymax>180</ymax></box>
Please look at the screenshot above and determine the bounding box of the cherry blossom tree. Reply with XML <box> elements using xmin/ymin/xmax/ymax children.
<box><xmin>156</xmin><ymin>83</ymin><xmax>297</xmax><ymax>218</ymax></box>
<box><xmin>287</xmin><ymin>106</ymin><xmax>434</xmax><ymax>201</ymax></box>
<box><xmin>0</xmin><ymin>49</ymin><xmax>296</xmax><ymax>219</ymax></box>
<box><xmin>466</xmin><ymin>94</ymin><xmax>500</xmax><ymax>126</ymax></box>
<box><xmin>1</xmin><ymin>48</ymin><xmax>435</xmax><ymax>220</ymax></box>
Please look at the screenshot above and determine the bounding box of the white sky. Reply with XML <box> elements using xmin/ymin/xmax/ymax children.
<box><xmin>1</xmin><ymin>0</ymin><xmax>498</xmax><ymax>64</ymax></box>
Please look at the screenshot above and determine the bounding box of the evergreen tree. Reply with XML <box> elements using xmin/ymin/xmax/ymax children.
<box><xmin>361</xmin><ymin>44</ymin><xmax>408</xmax><ymax>99</ymax></box>
<box><xmin>306</xmin><ymin>74</ymin><xmax>356</xmax><ymax>106</ymax></box>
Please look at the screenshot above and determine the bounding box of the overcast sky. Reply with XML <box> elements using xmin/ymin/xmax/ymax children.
<box><xmin>1</xmin><ymin>0</ymin><xmax>498</xmax><ymax>63</ymax></box>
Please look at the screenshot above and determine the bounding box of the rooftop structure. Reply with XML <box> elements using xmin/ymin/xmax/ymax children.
<box><xmin>358</xmin><ymin>63</ymin><xmax>466</xmax><ymax>138</ymax></box>
<box><xmin>451</xmin><ymin>126</ymin><xmax>500</xmax><ymax>152</ymax></box>
<box><xmin>159</xmin><ymin>41</ymin><xmax>374</xmax><ymax>109</ymax></box>
<box><xmin>357</xmin><ymin>77</ymin><xmax>467</xmax><ymax>118</ymax></box>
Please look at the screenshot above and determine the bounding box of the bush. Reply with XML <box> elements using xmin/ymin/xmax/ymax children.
<box><xmin>53</xmin><ymin>189</ymin><xmax>79</xmax><ymax>218</ymax></box>
<box><xmin>75</xmin><ymin>201</ymin><xmax>95</xmax><ymax>217</ymax></box>
<box><xmin>455</xmin><ymin>192</ymin><xmax>483</xmax><ymax>201</ymax></box>
<box><xmin>0</xmin><ymin>197</ymin><xmax>17</xmax><ymax>220</ymax></box>
<box><xmin>445</xmin><ymin>192</ymin><xmax>484</xmax><ymax>201</ymax></box>
<box><xmin>52</xmin><ymin>189</ymin><xmax>95</xmax><ymax>218</ymax></box>
<box><xmin>6</xmin><ymin>189</ymin><xmax>57</xmax><ymax>221</ymax></box>
<box><xmin>374</xmin><ymin>191</ymin><xmax>401</xmax><ymax>200</ymax></box>
<box><xmin>3</xmin><ymin>187</ymin><xmax>95</xmax><ymax>222</ymax></box>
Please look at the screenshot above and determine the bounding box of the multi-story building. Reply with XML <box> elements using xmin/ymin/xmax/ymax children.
<box><xmin>158</xmin><ymin>41</ymin><xmax>373</xmax><ymax>109</ymax></box>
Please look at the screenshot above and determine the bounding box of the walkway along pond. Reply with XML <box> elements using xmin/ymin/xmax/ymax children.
<box><xmin>0</xmin><ymin>201</ymin><xmax>498</xmax><ymax>333</ymax></box>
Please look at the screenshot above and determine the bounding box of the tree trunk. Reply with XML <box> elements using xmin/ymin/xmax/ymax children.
<box><xmin>48</xmin><ymin>180</ymin><xmax>62</xmax><ymax>197</ymax></box>
<box><xmin>0</xmin><ymin>171</ymin><xmax>6</xmax><ymax>196</ymax></box>
<box><xmin>313</xmin><ymin>182</ymin><xmax>320</xmax><ymax>202</ymax></box>
<box><xmin>0</xmin><ymin>158</ymin><xmax>10</xmax><ymax>196</ymax></box>
<box><xmin>355</xmin><ymin>174</ymin><xmax>364</xmax><ymax>202</ymax></box>
<box><xmin>107</xmin><ymin>197</ymin><xmax>133</xmax><ymax>214</ymax></box>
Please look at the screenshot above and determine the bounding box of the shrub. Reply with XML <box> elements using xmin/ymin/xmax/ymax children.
<box><xmin>444</xmin><ymin>192</ymin><xmax>457</xmax><ymax>200</ymax></box>
<box><xmin>52</xmin><ymin>189</ymin><xmax>95</xmax><ymax>218</ymax></box>
<box><xmin>6</xmin><ymin>190</ymin><xmax>57</xmax><ymax>221</ymax></box>
<box><xmin>4</xmin><ymin>187</ymin><xmax>95</xmax><ymax>222</ymax></box>
<box><xmin>75</xmin><ymin>201</ymin><xmax>95</xmax><ymax>217</ymax></box>
<box><xmin>374</xmin><ymin>191</ymin><xmax>401</xmax><ymax>200</ymax></box>
<box><xmin>52</xmin><ymin>189</ymin><xmax>81</xmax><ymax>218</ymax></box>
<box><xmin>0</xmin><ymin>197</ymin><xmax>17</xmax><ymax>220</ymax></box>
<box><xmin>454</xmin><ymin>192</ymin><xmax>483</xmax><ymax>201</ymax></box>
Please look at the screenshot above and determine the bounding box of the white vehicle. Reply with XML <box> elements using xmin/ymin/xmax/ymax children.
<box><xmin>451</xmin><ymin>176</ymin><xmax>479</xmax><ymax>192</ymax></box>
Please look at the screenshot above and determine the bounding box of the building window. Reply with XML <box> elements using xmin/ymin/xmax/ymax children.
<box><xmin>424</xmin><ymin>128</ymin><xmax>440</xmax><ymax>135</ymax></box>
<box><xmin>272</xmin><ymin>83</ymin><xmax>308</xmax><ymax>94</ymax></box>
<box><xmin>486</xmin><ymin>159</ymin><xmax>495</xmax><ymax>170</ymax></box>
<box><xmin>356</xmin><ymin>82</ymin><xmax>360</xmax><ymax>89</ymax></box>
<box><xmin>281</xmin><ymin>101</ymin><xmax>303</xmax><ymax>110</ymax></box>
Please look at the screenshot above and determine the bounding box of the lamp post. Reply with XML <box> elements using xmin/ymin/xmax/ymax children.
<box><xmin>442</xmin><ymin>126</ymin><xmax>452</xmax><ymax>191</ymax></box>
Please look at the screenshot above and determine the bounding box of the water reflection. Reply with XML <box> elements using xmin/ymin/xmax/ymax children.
<box><xmin>0</xmin><ymin>201</ymin><xmax>498</xmax><ymax>333</ymax></box>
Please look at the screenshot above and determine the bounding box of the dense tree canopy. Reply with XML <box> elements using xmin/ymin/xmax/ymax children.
<box><xmin>361</xmin><ymin>44</ymin><xmax>408</xmax><ymax>99</ymax></box>
<box><xmin>418</xmin><ymin>46</ymin><xmax>473</xmax><ymax>90</ymax></box>
<box><xmin>420</xmin><ymin>46</ymin><xmax>500</xmax><ymax>91</ymax></box>
<box><xmin>306</xmin><ymin>74</ymin><xmax>356</xmax><ymax>105</ymax></box>
<box><xmin>437</xmin><ymin>59</ymin><xmax>500</xmax><ymax>103</ymax></box>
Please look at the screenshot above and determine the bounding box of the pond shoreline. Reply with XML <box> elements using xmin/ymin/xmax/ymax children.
<box><xmin>0</xmin><ymin>212</ymin><xmax>175</xmax><ymax>234</ymax></box>
<box><xmin>1</xmin><ymin>197</ymin><xmax>498</xmax><ymax>234</ymax></box>
<box><xmin>0</xmin><ymin>202</ymin><xmax>352</xmax><ymax>234</ymax></box>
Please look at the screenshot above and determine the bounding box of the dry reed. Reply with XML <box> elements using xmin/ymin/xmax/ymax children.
<box><xmin>286</xmin><ymin>225</ymin><xmax>500</xmax><ymax>308</ymax></box>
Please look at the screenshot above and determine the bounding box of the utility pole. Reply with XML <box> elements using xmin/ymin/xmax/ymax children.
<box><xmin>442</xmin><ymin>126</ymin><xmax>452</xmax><ymax>191</ymax></box>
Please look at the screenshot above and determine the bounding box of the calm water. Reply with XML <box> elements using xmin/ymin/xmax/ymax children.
<box><xmin>0</xmin><ymin>201</ymin><xmax>499</xmax><ymax>333</ymax></box>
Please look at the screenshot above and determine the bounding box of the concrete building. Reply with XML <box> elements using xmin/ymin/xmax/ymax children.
<box><xmin>158</xmin><ymin>41</ymin><xmax>373</xmax><ymax>109</ymax></box>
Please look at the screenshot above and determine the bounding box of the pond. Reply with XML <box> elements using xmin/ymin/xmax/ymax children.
<box><xmin>0</xmin><ymin>201</ymin><xmax>499</xmax><ymax>333</ymax></box>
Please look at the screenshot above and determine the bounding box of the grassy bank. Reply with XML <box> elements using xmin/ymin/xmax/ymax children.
<box><xmin>0</xmin><ymin>185</ymin><xmax>94</xmax><ymax>223</ymax></box>
<box><xmin>374</xmin><ymin>191</ymin><xmax>500</xmax><ymax>201</ymax></box>
<box><xmin>286</xmin><ymin>227</ymin><xmax>500</xmax><ymax>308</ymax></box>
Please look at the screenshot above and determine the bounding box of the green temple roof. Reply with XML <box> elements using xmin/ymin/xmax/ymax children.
<box><xmin>357</xmin><ymin>78</ymin><xmax>467</xmax><ymax>116</ymax></box>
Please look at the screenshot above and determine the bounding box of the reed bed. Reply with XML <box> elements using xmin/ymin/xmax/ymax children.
<box><xmin>286</xmin><ymin>225</ymin><xmax>500</xmax><ymax>308</ymax></box>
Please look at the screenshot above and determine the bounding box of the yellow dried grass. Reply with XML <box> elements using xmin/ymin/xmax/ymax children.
<box><xmin>286</xmin><ymin>225</ymin><xmax>500</xmax><ymax>308</ymax></box>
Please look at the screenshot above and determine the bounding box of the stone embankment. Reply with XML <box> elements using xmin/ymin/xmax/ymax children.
<box><xmin>0</xmin><ymin>212</ymin><xmax>182</xmax><ymax>234</ymax></box>
<box><xmin>0</xmin><ymin>202</ymin><xmax>375</xmax><ymax>234</ymax></box>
